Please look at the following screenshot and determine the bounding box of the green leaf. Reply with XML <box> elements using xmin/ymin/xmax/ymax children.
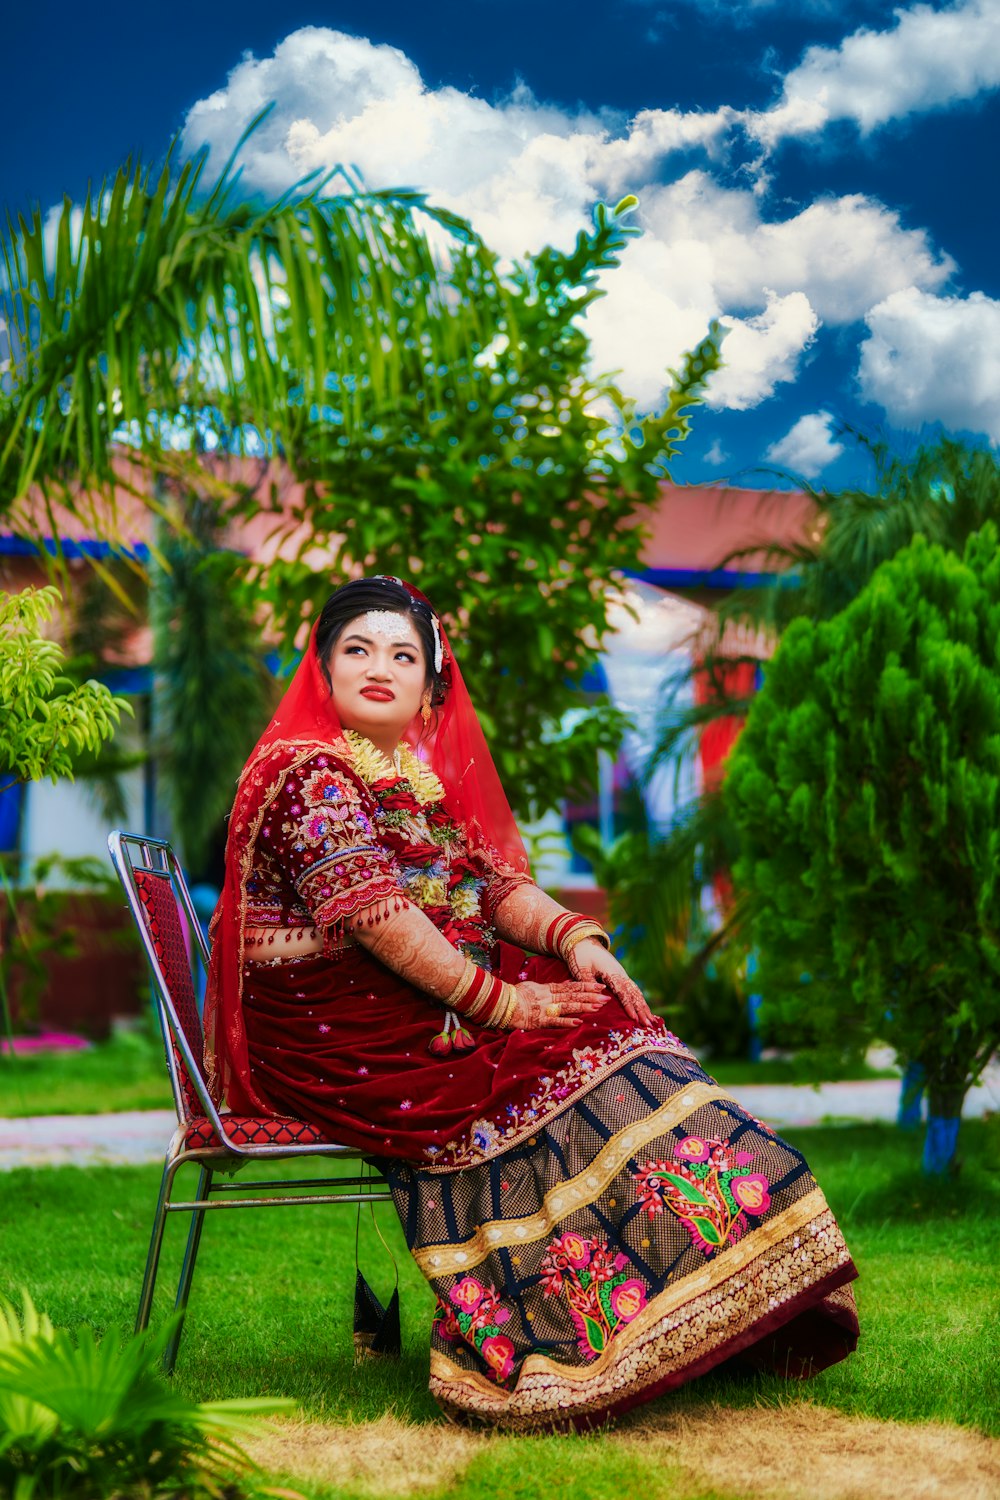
<box><xmin>660</xmin><ymin>1172</ymin><xmax>712</xmax><ymax>1206</ymax></box>
<box><xmin>580</xmin><ymin>1313</ymin><xmax>607</xmax><ymax>1354</ymax></box>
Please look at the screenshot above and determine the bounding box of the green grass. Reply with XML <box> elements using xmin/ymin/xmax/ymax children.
<box><xmin>0</xmin><ymin>1120</ymin><xmax>997</xmax><ymax>1499</ymax></box>
<box><xmin>0</xmin><ymin>1036</ymin><xmax>897</xmax><ymax>1118</ymax></box>
<box><xmin>708</xmin><ymin>1055</ymin><xmax>899</xmax><ymax>1086</ymax></box>
<box><xmin>0</xmin><ymin>1030</ymin><xmax>172</xmax><ymax>1116</ymax></box>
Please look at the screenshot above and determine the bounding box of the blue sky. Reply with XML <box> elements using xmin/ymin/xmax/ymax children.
<box><xmin>6</xmin><ymin>0</ymin><xmax>999</xmax><ymax>487</ymax></box>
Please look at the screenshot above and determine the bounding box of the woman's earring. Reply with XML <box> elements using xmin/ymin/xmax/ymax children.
<box><xmin>420</xmin><ymin>694</ymin><xmax>432</xmax><ymax>726</ymax></box>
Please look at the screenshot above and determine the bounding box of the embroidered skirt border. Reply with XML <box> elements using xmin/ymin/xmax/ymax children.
<box><xmin>383</xmin><ymin>1049</ymin><xmax>859</xmax><ymax>1431</ymax></box>
<box><xmin>428</xmin><ymin>1205</ymin><xmax>857</xmax><ymax>1431</ymax></box>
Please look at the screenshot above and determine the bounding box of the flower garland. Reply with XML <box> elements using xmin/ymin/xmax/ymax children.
<box><xmin>342</xmin><ymin>730</ymin><xmax>445</xmax><ymax>807</ymax></box>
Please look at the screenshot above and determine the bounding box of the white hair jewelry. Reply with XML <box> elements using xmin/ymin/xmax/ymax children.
<box><xmin>360</xmin><ymin>610</ymin><xmax>415</xmax><ymax>643</ymax></box>
<box><xmin>430</xmin><ymin>614</ymin><xmax>443</xmax><ymax>674</ymax></box>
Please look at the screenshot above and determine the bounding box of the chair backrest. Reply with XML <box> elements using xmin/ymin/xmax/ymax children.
<box><xmin>107</xmin><ymin>832</ymin><xmax>220</xmax><ymax>1127</ymax></box>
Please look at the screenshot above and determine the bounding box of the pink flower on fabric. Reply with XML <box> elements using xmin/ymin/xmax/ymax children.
<box><xmin>730</xmin><ymin>1175</ymin><xmax>771</xmax><ymax>1215</ymax></box>
<box><xmin>357</xmin><ymin>1066</ymin><xmax>369</xmax><ymax>1076</ymax></box>
<box><xmin>734</xmin><ymin>1150</ymin><xmax>755</xmax><ymax>1167</ymax></box>
<box><xmin>399</xmin><ymin>1099</ymin><xmax>413</xmax><ymax>1111</ymax></box>
<box><xmin>609</xmin><ymin>1279</ymin><xmax>647</xmax><ymax>1323</ymax></box>
<box><xmin>450</xmin><ymin>1277</ymin><xmax>486</xmax><ymax>1313</ymax></box>
<box><xmin>549</xmin><ymin>1232</ymin><xmax>592</xmax><ymax>1270</ymax></box>
<box><xmin>307</xmin><ymin>816</ymin><xmax>326</xmax><ymax>838</ymax></box>
<box><xmin>318</xmin><ymin>1024</ymin><xmax>330</xmax><ymax>1034</ymax></box>
<box><xmin>674</xmin><ymin>1135</ymin><xmax>711</xmax><ymax>1163</ymax></box>
<box><xmin>481</xmin><ymin>1333</ymin><xmax>515</xmax><ymax>1382</ymax></box>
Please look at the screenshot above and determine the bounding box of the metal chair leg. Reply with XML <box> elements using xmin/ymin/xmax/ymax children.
<box><xmin>163</xmin><ymin>1164</ymin><xmax>213</xmax><ymax>1375</ymax></box>
<box><xmin>135</xmin><ymin>1153</ymin><xmax>179</xmax><ymax>1335</ymax></box>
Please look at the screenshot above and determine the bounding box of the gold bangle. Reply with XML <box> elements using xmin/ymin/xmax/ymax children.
<box><xmin>443</xmin><ymin>957</ymin><xmax>478</xmax><ymax>1011</ymax></box>
<box><xmin>484</xmin><ymin>981</ymin><xmax>518</xmax><ymax>1030</ymax></box>
<box><xmin>561</xmin><ymin>921</ymin><xmax>610</xmax><ymax>958</ymax></box>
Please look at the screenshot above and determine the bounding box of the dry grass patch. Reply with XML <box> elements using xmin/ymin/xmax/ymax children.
<box><xmin>245</xmin><ymin>1413</ymin><xmax>486</xmax><ymax>1496</ymax></box>
<box><xmin>246</xmin><ymin>1404</ymin><xmax>1000</xmax><ymax>1500</ymax></box>
<box><xmin>633</xmin><ymin>1401</ymin><xmax>1000</xmax><ymax>1499</ymax></box>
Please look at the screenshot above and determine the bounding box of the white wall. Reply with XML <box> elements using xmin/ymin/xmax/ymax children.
<box><xmin>22</xmin><ymin>768</ymin><xmax>147</xmax><ymax>878</ymax></box>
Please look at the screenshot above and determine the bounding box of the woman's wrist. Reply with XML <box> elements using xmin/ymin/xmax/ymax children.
<box><xmin>444</xmin><ymin>957</ymin><xmax>519</xmax><ymax>1029</ymax></box>
<box><xmin>545</xmin><ymin>912</ymin><xmax>611</xmax><ymax>963</ymax></box>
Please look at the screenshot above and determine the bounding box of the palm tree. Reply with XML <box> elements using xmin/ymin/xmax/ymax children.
<box><xmin>2</xmin><ymin>121</ymin><xmax>725</xmax><ymax>852</ymax></box>
<box><xmin>0</xmin><ymin>111</ymin><xmax>493</xmax><ymax>545</ymax></box>
<box><xmin>0</xmin><ymin>115</ymin><xmax>517</xmax><ymax>870</ymax></box>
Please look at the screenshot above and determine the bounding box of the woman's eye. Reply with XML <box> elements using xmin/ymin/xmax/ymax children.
<box><xmin>345</xmin><ymin>645</ymin><xmax>366</xmax><ymax>656</ymax></box>
<box><xmin>396</xmin><ymin>652</ymin><xmax>416</xmax><ymax>663</ymax></box>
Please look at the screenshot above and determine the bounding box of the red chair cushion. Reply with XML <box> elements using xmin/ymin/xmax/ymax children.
<box><xmin>184</xmin><ymin>1114</ymin><xmax>331</xmax><ymax>1149</ymax></box>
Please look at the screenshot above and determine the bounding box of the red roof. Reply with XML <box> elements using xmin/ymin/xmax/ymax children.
<box><xmin>639</xmin><ymin>484</ymin><xmax>819</xmax><ymax>573</ymax></box>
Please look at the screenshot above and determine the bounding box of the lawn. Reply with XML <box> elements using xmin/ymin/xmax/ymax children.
<box><xmin>0</xmin><ymin>1030</ymin><xmax>172</xmax><ymax>1116</ymax></box>
<box><xmin>0</xmin><ymin>1119</ymin><xmax>997</xmax><ymax>1499</ymax></box>
<box><xmin>0</xmin><ymin>1036</ymin><xmax>894</xmax><ymax>1117</ymax></box>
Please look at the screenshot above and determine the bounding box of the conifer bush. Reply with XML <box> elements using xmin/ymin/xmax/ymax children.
<box><xmin>726</xmin><ymin>526</ymin><xmax>1000</xmax><ymax>1172</ymax></box>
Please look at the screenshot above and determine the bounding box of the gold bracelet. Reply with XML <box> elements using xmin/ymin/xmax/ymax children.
<box><xmin>484</xmin><ymin>981</ymin><xmax>519</xmax><ymax>1030</ymax></box>
<box><xmin>561</xmin><ymin>921</ymin><xmax>610</xmax><ymax>958</ymax></box>
<box><xmin>443</xmin><ymin>957</ymin><xmax>478</xmax><ymax>1011</ymax></box>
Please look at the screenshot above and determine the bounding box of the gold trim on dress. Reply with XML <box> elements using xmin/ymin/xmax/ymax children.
<box><xmin>413</xmin><ymin>1081</ymin><xmax>736</xmax><ymax>1276</ymax></box>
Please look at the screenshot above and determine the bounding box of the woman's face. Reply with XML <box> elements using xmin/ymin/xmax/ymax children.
<box><xmin>326</xmin><ymin>610</ymin><xmax>427</xmax><ymax>745</ymax></box>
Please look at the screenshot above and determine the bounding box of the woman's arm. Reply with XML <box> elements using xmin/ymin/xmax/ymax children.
<box><xmin>488</xmin><ymin>881</ymin><xmax>572</xmax><ymax>953</ymax></box>
<box><xmin>492</xmin><ymin>885</ymin><xmax>658</xmax><ymax>1027</ymax></box>
<box><xmin>351</xmin><ymin>899</ymin><xmax>607</xmax><ymax>1031</ymax></box>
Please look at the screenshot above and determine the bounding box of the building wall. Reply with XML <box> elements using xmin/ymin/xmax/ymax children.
<box><xmin>21</xmin><ymin>768</ymin><xmax>147</xmax><ymax>874</ymax></box>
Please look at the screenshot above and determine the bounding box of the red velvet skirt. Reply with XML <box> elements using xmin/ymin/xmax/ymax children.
<box><xmin>241</xmin><ymin>946</ymin><xmax>859</xmax><ymax>1429</ymax></box>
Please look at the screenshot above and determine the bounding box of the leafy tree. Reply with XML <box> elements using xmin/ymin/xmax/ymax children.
<box><xmin>0</xmin><ymin>585</ymin><xmax>132</xmax><ymax>1044</ymax></box>
<box><xmin>641</xmin><ymin>438</ymin><xmax>1000</xmax><ymax>1031</ymax></box>
<box><xmin>725</xmin><ymin>527</ymin><xmax>1000</xmax><ymax>1172</ymax></box>
<box><xmin>0</xmin><ymin>586</ymin><xmax>130</xmax><ymax>794</ymax></box>
<box><xmin>1</xmin><ymin>125</ymin><xmax>723</xmax><ymax>819</ymax></box>
<box><xmin>253</xmin><ymin>199</ymin><xmax>723</xmax><ymax>813</ymax></box>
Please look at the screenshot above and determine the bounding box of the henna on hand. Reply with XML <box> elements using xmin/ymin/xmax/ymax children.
<box><xmin>510</xmin><ymin>976</ymin><xmax>609</xmax><ymax>1031</ymax></box>
<box><xmin>568</xmin><ymin>938</ymin><xmax>658</xmax><ymax>1027</ymax></box>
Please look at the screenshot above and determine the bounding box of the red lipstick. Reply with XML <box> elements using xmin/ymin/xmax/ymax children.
<box><xmin>360</xmin><ymin>687</ymin><xmax>395</xmax><ymax>701</ymax></box>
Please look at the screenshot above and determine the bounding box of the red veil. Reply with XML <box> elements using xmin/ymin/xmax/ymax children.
<box><xmin>203</xmin><ymin>580</ymin><xmax>530</xmax><ymax>1112</ymax></box>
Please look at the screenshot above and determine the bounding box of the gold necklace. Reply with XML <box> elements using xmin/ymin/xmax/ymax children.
<box><xmin>343</xmin><ymin>729</ymin><xmax>445</xmax><ymax>807</ymax></box>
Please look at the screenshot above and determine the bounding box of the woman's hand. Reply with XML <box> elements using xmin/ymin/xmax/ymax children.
<box><xmin>567</xmin><ymin>938</ymin><xmax>658</xmax><ymax>1028</ymax></box>
<box><xmin>509</xmin><ymin>976</ymin><xmax>610</xmax><ymax>1030</ymax></box>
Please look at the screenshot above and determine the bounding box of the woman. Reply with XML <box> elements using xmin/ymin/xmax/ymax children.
<box><xmin>206</xmin><ymin>576</ymin><xmax>858</xmax><ymax>1430</ymax></box>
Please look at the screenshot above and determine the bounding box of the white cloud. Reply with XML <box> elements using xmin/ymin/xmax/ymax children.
<box><xmin>857</xmin><ymin>287</ymin><xmax>1000</xmax><ymax>440</ymax></box>
<box><xmin>752</xmin><ymin>0</ymin><xmax>1000</xmax><ymax>147</ymax></box>
<box><xmin>765</xmin><ymin>411</ymin><xmax>845</xmax><ymax>476</ymax></box>
<box><xmin>638</xmin><ymin>173</ymin><xmax>952</xmax><ymax>324</ymax></box>
<box><xmin>704</xmin><ymin>438</ymin><xmax>730</xmax><ymax>466</ymax></box>
<box><xmin>708</xmin><ymin>291</ymin><xmax>821</xmax><ymax>410</ymax></box>
<box><xmin>178</xmin><ymin>24</ymin><xmax>963</xmax><ymax>421</ymax></box>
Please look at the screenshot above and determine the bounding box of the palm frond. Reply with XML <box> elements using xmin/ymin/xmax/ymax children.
<box><xmin>0</xmin><ymin>127</ymin><xmax>499</xmax><ymax>548</ymax></box>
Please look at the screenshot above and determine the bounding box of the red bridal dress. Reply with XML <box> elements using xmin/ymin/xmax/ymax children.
<box><xmin>205</xmin><ymin>602</ymin><xmax>858</xmax><ymax>1432</ymax></box>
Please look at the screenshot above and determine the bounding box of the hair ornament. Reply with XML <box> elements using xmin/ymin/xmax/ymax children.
<box><xmin>430</xmin><ymin>614</ymin><xmax>444</xmax><ymax>674</ymax></box>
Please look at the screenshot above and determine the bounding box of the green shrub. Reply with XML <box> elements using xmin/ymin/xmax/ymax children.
<box><xmin>0</xmin><ymin>1292</ymin><xmax>294</xmax><ymax>1499</ymax></box>
<box><xmin>727</xmin><ymin>525</ymin><xmax>1000</xmax><ymax>1171</ymax></box>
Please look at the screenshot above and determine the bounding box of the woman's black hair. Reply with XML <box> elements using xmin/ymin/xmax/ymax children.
<box><xmin>315</xmin><ymin>577</ymin><xmax>442</xmax><ymax>699</ymax></box>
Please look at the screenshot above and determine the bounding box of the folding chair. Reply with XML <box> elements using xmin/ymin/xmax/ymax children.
<box><xmin>107</xmin><ymin>831</ymin><xmax>391</xmax><ymax>1374</ymax></box>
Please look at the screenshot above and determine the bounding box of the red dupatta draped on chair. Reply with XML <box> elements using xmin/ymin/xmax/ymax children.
<box><xmin>203</xmin><ymin>579</ymin><xmax>530</xmax><ymax>1112</ymax></box>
